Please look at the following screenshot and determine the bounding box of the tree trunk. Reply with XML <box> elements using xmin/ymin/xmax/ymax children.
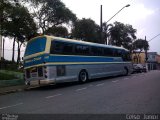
<box><xmin>12</xmin><ymin>38</ymin><xmax>16</xmax><ymax>62</ymax></box>
<box><xmin>17</xmin><ymin>41</ymin><xmax>20</xmax><ymax>65</ymax></box>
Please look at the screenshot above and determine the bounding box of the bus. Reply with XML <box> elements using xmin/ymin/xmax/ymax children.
<box><xmin>23</xmin><ymin>35</ymin><xmax>133</xmax><ymax>86</ymax></box>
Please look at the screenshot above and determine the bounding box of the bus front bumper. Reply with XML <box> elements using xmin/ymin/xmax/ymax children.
<box><xmin>25</xmin><ymin>79</ymin><xmax>55</xmax><ymax>86</ymax></box>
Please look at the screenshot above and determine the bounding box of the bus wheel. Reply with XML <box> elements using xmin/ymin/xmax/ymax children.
<box><xmin>79</xmin><ymin>70</ymin><xmax>88</xmax><ymax>83</ymax></box>
<box><xmin>124</xmin><ymin>67</ymin><xmax>128</xmax><ymax>76</ymax></box>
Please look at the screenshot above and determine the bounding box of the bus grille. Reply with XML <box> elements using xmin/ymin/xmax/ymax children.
<box><xmin>38</xmin><ymin>67</ymin><xmax>43</xmax><ymax>77</ymax></box>
<box><xmin>26</xmin><ymin>69</ymin><xmax>30</xmax><ymax>78</ymax></box>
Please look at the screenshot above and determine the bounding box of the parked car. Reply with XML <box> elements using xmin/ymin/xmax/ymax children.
<box><xmin>132</xmin><ymin>64</ymin><xmax>146</xmax><ymax>73</ymax></box>
<box><xmin>142</xmin><ymin>65</ymin><xmax>147</xmax><ymax>72</ymax></box>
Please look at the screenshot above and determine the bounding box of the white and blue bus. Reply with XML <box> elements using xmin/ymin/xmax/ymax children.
<box><xmin>23</xmin><ymin>35</ymin><xmax>133</xmax><ymax>86</ymax></box>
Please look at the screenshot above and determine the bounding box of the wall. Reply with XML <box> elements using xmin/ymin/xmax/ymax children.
<box><xmin>132</xmin><ymin>52</ymin><xmax>146</xmax><ymax>64</ymax></box>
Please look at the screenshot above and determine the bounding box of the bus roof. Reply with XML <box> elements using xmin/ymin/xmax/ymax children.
<box><xmin>30</xmin><ymin>35</ymin><xmax>129</xmax><ymax>51</ymax></box>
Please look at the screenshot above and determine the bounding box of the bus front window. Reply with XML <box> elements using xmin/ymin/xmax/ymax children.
<box><xmin>24</xmin><ymin>37</ymin><xmax>46</xmax><ymax>56</ymax></box>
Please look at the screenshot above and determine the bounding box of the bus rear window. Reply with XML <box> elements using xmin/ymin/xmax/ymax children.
<box><xmin>24</xmin><ymin>37</ymin><xmax>46</xmax><ymax>56</ymax></box>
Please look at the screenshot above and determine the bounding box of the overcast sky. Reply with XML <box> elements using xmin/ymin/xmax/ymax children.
<box><xmin>62</xmin><ymin>0</ymin><xmax>160</xmax><ymax>52</ymax></box>
<box><xmin>3</xmin><ymin>0</ymin><xmax>160</xmax><ymax>60</ymax></box>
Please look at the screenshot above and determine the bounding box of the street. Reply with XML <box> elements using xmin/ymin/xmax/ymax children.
<box><xmin>0</xmin><ymin>70</ymin><xmax>160</xmax><ymax>114</ymax></box>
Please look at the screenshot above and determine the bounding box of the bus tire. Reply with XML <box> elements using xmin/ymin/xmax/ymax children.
<box><xmin>79</xmin><ymin>70</ymin><xmax>88</xmax><ymax>83</ymax></box>
<box><xmin>124</xmin><ymin>67</ymin><xmax>128</xmax><ymax>76</ymax></box>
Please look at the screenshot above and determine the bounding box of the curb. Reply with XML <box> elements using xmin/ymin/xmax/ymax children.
<box><xmin>0</xmin><ymin>85</ymin><xmax>39</xmax><ymax>95</ymax></box>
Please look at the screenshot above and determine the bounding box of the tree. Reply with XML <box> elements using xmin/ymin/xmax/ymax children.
<box><xmin>109</xmin><ymin>21</ymin><xmax>137</xmax><ymax>50</ymax></box>
<box><xmin>29</xmin><ymin>0</ymin><xmax>77</xmax><ymax>34</ymax></box>
<box><xmin>71</xmin><ymin>18</ymin><xmax>100</xmax><ymax>43</ymax></box>
<box><xmin>1</xmin><ymin>1</ymin><xmax>37</xmax><ymax>63</ymax></box>
<box><xmin>132</xmin><ymin>39</ymin><xmax>149</xmax><ymax>63</ymax></box>
<box><xmin>45</xmin><ymin>26</ymin><xmax>68</xmax><ymax>37</ymax></box>
<box><xmin>102</xmin><ymin>22</ymin><xmax>113</xmax><ymax>44</ymax></box>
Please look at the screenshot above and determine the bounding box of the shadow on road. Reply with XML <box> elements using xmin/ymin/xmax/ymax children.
<box><xmin>28</xmin><ymin>75</ymin><xmax>126</xmax><ymax>91</ymax></box>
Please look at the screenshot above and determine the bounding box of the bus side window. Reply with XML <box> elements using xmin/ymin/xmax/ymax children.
<box><xmin>121</xmin><ymin>50</ymin><xmax>131</xmax><ymax>61</ymax></box>
<box><xmin>63</xmin><ymin>43</ymin><xmax>73</xmax><ymax>55</ymax></box>
<box><xmin>126</xmin><ymin>52</ymin><xmax>131</xmax><ymax>61</ymax></box>
<box><xmin>91</xmin><ymin>47</ymin><xmax>103</xmax><ymax>56</ymax></box>
<box><xmin>121</xmin><ymin>50</ymin><xmax>126</xmax><ymax>61</ymax></box>
<box><xmin>112</xmin><ymin>49</ymin><xmax>117</xmax><ymax>57</ymax></box>
<box><xmin>117</xmin><ymin>49</ymin><xmax>122</xmax><ymax>57</ymax></box>
<box><xmin>104</xmin><ymin>48</ymin><xmax>113</xmax><ymax>57</ymax></box>
<box><xmin>75</xmin><ymin>45</ymin><xmax>89</xmax><ymax>55</ymax></box>
<box><xmin>50</xmin><ymin>41</ymin><xmax>63</xmax><ymax>54</ymax></box>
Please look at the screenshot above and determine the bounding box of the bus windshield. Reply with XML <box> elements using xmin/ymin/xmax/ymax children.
<box><xmin>24</xmin><ymin>37</ymin><xmax>46</xmax><ymax>56</ymax></box>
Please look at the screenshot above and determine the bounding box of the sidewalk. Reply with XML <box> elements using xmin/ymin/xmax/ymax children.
<box><xmin>0</xmin><ymin>85</ymin><xmax>27</xmax><ymax>95</ymax></box>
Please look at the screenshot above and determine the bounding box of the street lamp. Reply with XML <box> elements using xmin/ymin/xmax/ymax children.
<box><xmin>106</xmin><ymin>4</ymin><xmax>130</xmax><ymax>23</ymax></box>
<box><xmin>100</xmin><ymin>4</ymin><xmax>130</xmax><ymax>44</ymax></box>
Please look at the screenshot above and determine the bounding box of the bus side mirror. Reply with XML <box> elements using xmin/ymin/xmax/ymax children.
<box><xmin>22</xmin><ymin>57</ymin><xmax>23</xmax><ymax>60</ymax></box>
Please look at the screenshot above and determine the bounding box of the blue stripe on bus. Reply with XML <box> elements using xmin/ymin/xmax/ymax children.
<box><xmin>47</xmin><ymin>55</ymin><xmax>122</xmax><ymax>62</ymax></box>
<box><xmin>24</xmin><ymin>54</ymin><xmax>123</xmax><ymax>68</ymax></box>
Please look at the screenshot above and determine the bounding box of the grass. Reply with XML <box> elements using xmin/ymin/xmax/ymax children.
<box><xmin>0</xmin><ymin>70</ymin><xmax>24</xmax><ymax>87</ymax></box>
<box><xmin>0</xmin><ymin>72</ymin><xmax>18</xmax><ymax>80</ymax></box>
<box><xmin>0</xmin><ymin>70</ymin><xmax>23</xmax><ymax>80</ymax></box>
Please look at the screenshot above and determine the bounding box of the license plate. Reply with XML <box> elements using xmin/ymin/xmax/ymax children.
<box><xmin>31</xmin><ymin>72</ymin><xmax>37</xmax><ymax>77</ymax></box>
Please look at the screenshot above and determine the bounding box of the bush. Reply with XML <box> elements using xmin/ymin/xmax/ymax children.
<box><xmin>0</xmin><ymin>59</ymin><xmax>19</xmax><ymax>71</ymax></box>
<box><xmin>0</xmin><ymin>72</ymin><xmax>18</xmax><ymax>80</ymax></box>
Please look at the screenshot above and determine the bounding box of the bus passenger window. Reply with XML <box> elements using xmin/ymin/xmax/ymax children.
<box><xmin>63</xmin><ymin>43</ymin><xmax>73</xmax><ymax>54</ymax></box>
<box><xmin>91</xmin><ymin>47</ymin><xmax>103</xmax><ymax>56</ymax></box>
<box><xmin>50</xmin><ymin>41</ymin><xmax>63</xmax><ymax>54</ymax></box>
<box><xmin>104</xmin><ymin>48</ymin><xmax>113</xmax><ymax>56</ymax></box>
<box><xmin>75</xmin><ymin>45</ymin><xmax>89</xmax><ymax>55</ymax></box>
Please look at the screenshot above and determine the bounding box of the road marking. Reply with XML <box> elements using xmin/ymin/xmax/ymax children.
<box><xmin>89</xmin><ymin>84</ymin><xmax>93</xmax><ymax>87</ymax></box>
<box><xmin>124</xmin><ymin>78</ymin><xmax>129</xmax><ymax>80</ymax></box>
<box><xmin>0</xmin><ymin>103</ymin><xmax>23</xmax><ymax>110</ymax></box>
<box><xmin>132</xmin><ymin>75</ymin><xmax>137</xmax><ymax>77</ymax></box>
<box><xmin>45</xmin><ymin>94</ymin><xmax>62</xmax><ymax>99</ymax></box>
<box><xmin>96</xmin><ymin>83</ymin><xmax>104</xmax><ymax>87</ymax></box>
<box><xmin>112</xmin><ymin>80</ymin><xmax>119</xmax><ymax>83</ymax></box>
<box><xmin>76</xmin><ymin>87</ymin><xmax>87</xmax><ymax>91</ymax></box>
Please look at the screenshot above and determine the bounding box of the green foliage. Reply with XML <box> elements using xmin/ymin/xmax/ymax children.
<box><xmin>72</xmin><ymin>18</ymin><xmax>100</xmax><ymax>43</ymax></box>
<box><xmin>31</xmin><ymin>0</ymin><xmax>77</xmax><ymax>34</ymax></box>
<box><xmin>0</xmin><ymin>72</ymin><xmax>17</xmax><ymax>80</ymax></box>
<box><xmin>1</xmin><ymin>3</ymin><xmax>37</xmax><ymax>40</ymax></box>
<box><xmin>45</xmin><ymin>26</ymin><xmax>68</xmax><ymax>37</ymax></box>
<box><xmin>0</xmin><ymin>59</ymin><xmax>18</xmax><ymax>71</ymax></box>
<box><xmin>109</xmin><ymin>21</ymin><xmax>137</xmax><ymax>50</ymax></box>
<box><xmin>0</xmin><ymin>70</ymin><xmax>24</xmax><ymax>87</ymax></box>
<box><xmin>132</xmin><ymin>39</ymin><xmax>149</xmax><ymax>63</ymax></box>
<box><xmin>1</xmin><ymin>0</ymin><xmax>37</xmax><ymax>63</ymax></box>
<box><xmin>132</xmin><ymin>39</ymin><xmax>149</xmax><ymax>51</ymax></box>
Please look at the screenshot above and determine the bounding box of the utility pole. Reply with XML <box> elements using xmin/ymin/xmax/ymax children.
<box><xmin>100</xmin><ymin>5</ymin><xmax>103</xmax><ymax>43</ymax></box>
<box><xmin>145</xmin><ymin>36</ymin><xmax>148</xmax><ymax>71</ymax></box>
<box><xmin>145</xmin><ymin>36</ymin><xmax>148</xmax><ymax>62</ymax></box>
<box><xmin>2</xmin><ymin>38</ymin><xmax>5</xmax><ymax>60</ymax></box>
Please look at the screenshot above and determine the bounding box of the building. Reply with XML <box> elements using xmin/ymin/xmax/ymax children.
<box><xmin>132</xmin><ymin>52</ymin><xmax>160</xmax><ymax>70</ymax></box>
<box><xmin>156</xmin><ymin>54</ymin><xmax>160</xmax><ymax>70</ymax></box>
<box><xmin>147</xmin><ymin>52</ymin><xmax>157</xmax><ymax>70</ymax></box>
<box><xmin>132</xmin><ymin>52</ymin><xmax>146</xmax><ymax>65</ymax></box>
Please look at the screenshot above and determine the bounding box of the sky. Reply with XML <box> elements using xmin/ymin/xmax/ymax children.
<box><xmin>2</xmin><ymin>0</ymin><xmax>160</xmax><ymax>60</ymax></box>
<box><xmin>62</xmin><ymin>0</ymin><xmax>160</xmax><ymax>52</ymax></box>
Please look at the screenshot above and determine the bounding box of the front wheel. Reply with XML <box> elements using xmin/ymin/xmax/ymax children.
<box><xmin>79</xmin><ymin>70</ymin><xmax>88</xmax><ymax>83</ymax></box>
<box><xmin>124</xmin><ymin>67</ymin><xmax>129</xmax><ymax>76</ymax></box>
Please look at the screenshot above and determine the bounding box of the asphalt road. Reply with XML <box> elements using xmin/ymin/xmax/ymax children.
<box><xmin>0</xmin><ymin>70</ymin><xmax>160</xmax><ymax>114</ymax></box>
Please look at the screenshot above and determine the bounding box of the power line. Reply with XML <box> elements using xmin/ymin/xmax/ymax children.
<box><xmin>148</xmin><ymin>33</ymin><xmax>160</xmax><ymax>42</ymax></box>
